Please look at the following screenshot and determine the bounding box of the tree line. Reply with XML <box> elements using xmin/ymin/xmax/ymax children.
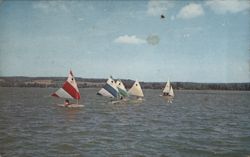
<box><xmin>0</xmin><ymin>77</ymin><xmax>249</xmax><ymax>91</ymax></box>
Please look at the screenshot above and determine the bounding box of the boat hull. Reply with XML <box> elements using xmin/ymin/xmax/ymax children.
<box><xmin>57</xmin><ymin>104</ymin><xmax>84</xmax><ymax>108</ymax></box>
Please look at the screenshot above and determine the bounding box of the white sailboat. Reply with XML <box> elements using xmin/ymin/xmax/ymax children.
<box><xmin>97</xmin><ymin>76</ymin><xmax>120</xmax><ymax>99</ymax></box>
<box><xmin>162</xmin><ymin>80</ymin><xmax>174</xmax><ymax>97</ymax></box>
<box><xmin>169</xmin><ymin>86</ymin><xmax>175</xmax><ymax>97</ymax></box>
<box><xmin>116</xmin><ymin>80</ymin><xmax>128</xmax><ymax>99</ymax></box>
<box><xmin>128</xmin><ymin>80</ymin><xmax>144</xmax><ymax>100</ymax></box>
<box><xmin>51</xmin><ymin>70</ymin><xmax>84</xmax><ymax>107</ymax></box>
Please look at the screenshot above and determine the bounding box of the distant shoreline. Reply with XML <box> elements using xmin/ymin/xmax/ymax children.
<box><xmin>0</xmin><ymin>76</ymin><xmax>249</xmax><ymax>91</ymax></box>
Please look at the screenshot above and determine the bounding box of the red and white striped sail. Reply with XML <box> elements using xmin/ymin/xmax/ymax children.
<box><xmin>51</xmin><ymin>70</ymin><xmax>80</xmax><ymax>100</ymax></box>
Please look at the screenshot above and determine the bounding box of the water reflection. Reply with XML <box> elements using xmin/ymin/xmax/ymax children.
<box><xmin>62</xmin><ymin>108</ymin><xmax>82</xmax><ymax>120</ymax></box>
<box><xmin>162</xmin><ymin>96</ymin><xmax>174</xmax><ymax>104</ymax></box>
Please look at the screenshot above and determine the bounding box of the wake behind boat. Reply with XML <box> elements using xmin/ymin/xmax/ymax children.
<box><xmin>51</xmin><ymin>70</ymin><xmax>84</xmax><ymax>108</ymax></box>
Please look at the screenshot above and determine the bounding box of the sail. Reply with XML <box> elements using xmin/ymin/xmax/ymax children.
<box><xmin>169</xmin><ymin>86</ymin><xmax>174</xmax><ymax>97</ymax></box>
<box><xmin>163</xmin><ymin>80</ymin><xmax>170</xmax><ymax>94</ymax></box>
<box><xmin>51</xmin><ymin>70</ymin><xmax>80</xmax><ymax>100</ymax></box>
<box><xmin>97</xmin><ymin>77</ymin><xmax>120</xmax><ymax>98</ymax></box>
<box><xmin>116</xmin><ymin>80</ymin><xmax>128</xmax><ymax>97</ymax></box>
<box><xmin>128</xmin><ymin>80</ymin><xmax>144</xmax><ymax>97</ymax></box>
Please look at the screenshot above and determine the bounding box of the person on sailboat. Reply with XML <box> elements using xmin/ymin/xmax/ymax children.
<box><xmin>163</xmin><ymin>92</ymin><xmax>170</xmax><ymax>96</ymax></box>
<box><xmin>64</xmin><ymin>99</ymin><xmax>70</xmax><ymax>107</ymax></box>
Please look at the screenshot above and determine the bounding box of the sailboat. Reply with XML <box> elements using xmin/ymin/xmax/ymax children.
<box><xmin>169</xmin><ymin>86</ymin><xmax>175</xmax><ymax>97</ymax></box>
<box><xmin>128</xmin><ymin>80</ymin><xmax>144</xmax><ymax>100</ymax></box>
<box><xmin>116</xmin><ymin>80</ymin><xmax>128</xmax><ymax>99</ymax></box>
<box><xmin>51</xmin><ymin>70</ymin><xmax>84</xmax><ymax>107</ymax></box>
<box><xmin>162</xmin><ymin>80</ymin><xmax>174</xmax><ymax>97</ymax></box>
<box><xmin>97</xmin><ymin>76</ymin><xmax>120</xmax><ymax>99</ymax></box>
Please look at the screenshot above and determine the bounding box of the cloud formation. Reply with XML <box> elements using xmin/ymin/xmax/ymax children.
<box><xmin>147</xmin><ymin>0</ymin><xmax>174</xmax><ymax>16</ymax></box>
<box><xmin>33</xmin><ymin>1</ymin><xmax>69</xmax><ymax>13</ymax></box>
<box><xmin>114</xmin><ymin>35</ymin><xmax>146</xmax><ymax>45</ymax></box>
<box><xmin>177</xmin><ymin>3</ymin><xmax>204</xmax><ymax>19</ymax></box>
<box><xmin>205</xmin><ymin>0</ymin><xmax>250</xmax><ymax>14</ymax></box>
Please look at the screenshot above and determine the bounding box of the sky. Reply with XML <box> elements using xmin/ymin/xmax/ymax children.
<box><xmin>0</xmin><ymin>0</ymin><xmax>249</xmax><ymax>83</ymax></box>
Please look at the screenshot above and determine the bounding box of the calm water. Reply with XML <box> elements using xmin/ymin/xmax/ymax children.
<box><xmin>0</xmin><ymin>87</ymin><xmax>250</xmax><ymax>157</ymax></box>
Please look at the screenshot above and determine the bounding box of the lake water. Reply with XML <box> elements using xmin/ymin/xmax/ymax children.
<box><xmin>0</xmin><ymin>87</ymin><xmax>250</xmax><ymax>157</ymax></box>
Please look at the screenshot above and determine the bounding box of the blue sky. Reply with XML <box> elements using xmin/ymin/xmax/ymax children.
<box><xmin>0</xmin><ymin>0</ymin><xmax>249</xmax><ymax>83</ymax></box>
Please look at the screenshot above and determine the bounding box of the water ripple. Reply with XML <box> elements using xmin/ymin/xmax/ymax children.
<box><xmin>0</xmin><ymin>88</ymin><xmax>250</xmax><ymax>156</ymax></box>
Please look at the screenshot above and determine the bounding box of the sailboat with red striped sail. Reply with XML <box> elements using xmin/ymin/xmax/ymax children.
<box><xmin>51</xmin><ymin>70</ymin><xmax>84</xmax><ymax>107</ymax></box>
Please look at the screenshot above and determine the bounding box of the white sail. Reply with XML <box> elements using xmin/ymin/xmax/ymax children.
<box><xmin>169</xmin><ymin>86</ymin><xmax>174</xmax><ymax>97</ymax></box>
<box><xmin>128</xmin><ymin>80</ymin><xmax>144</xmax><ymax>97</ymax></box>
<box><xmin>116</xmin><ymin>80</ymin><xmax>128</xmax><ymax>97</ymax></box>
<box><xmin>97</xmin><ymin>77</ymin><xmax>120</xmax><ymax>98</ymax></box>
<box><xmin>163</xmin><ymin>80</ymin><xmax>170</xmax><ymax>94</ymax></box>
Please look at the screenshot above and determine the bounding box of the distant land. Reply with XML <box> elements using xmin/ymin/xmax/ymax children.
<box><xmin>0</xmin><ymin>77</ymin><xmax>249</xmax><ymax>91</ymax></box>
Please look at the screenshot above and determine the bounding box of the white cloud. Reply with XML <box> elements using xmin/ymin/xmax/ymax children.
<box><xmin>114</xmin><ymin>35</ymin><xmax>146</xmax><ymax>45</ymax></box>
<box><xmin>177</xmin><ymin>3</ymin><xmax>204</xmax><ymax>19</ymax></box>
<box><xmin>205</xmin><ymin>0</ymin><xmax>250</xmax><ymax>14</ymax></box>
<box><xmin>147</xmin><ymin>0</ymin><xmax>174</xmax><ymax>16</ymax></box>
<box><xmin>33</xmin><ymin>1</ymin><xmax>69</xmax><ymax>13</ymax></box>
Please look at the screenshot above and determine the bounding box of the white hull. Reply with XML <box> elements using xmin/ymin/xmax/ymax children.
<box><xmin>110</xmin><ymin>98</ymin><xmax>143</xmax><ymax>104</ymax></box>
<box><xmin>127</xmin><ymin>98</ymin><xmax>144</xmax><ymax>104</ymax></box>
<box><xmin>161</xmin><ymin>95</ymin><xmax>174</xmax><ymax>98</ymax></box>
<box><xmin>110</xmin><ymin>100</ymin><xmax>125</xmax><ymax>104</ymax></box>
<box><xmin>57</xmin><ymin>104</ymin><xmax>84</xmax><ymax>108</ymax></box>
